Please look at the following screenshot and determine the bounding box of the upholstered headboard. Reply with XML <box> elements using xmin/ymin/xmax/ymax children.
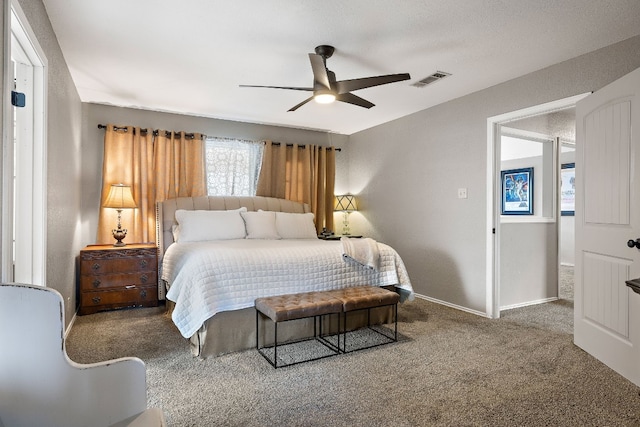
<box><xmin>156</xmin><ymin>196</ymin><xmax>311</xmax><ymax>256</ymax></box>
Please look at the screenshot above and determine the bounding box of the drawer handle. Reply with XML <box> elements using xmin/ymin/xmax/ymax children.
<box><xmin>125</xmin><ymin>285</ymin><xmax>136</xmax><ymax>289</ymax></box>
<box><xmin>92</xmin><ymin>279</ymin><xmax>101</xmax><ymax>288</ymax></box>
<box><xmin>140</xmin><ymin>274</ymin><xmax>148</xmax><ymax>283</ymax></box>
<box><xmin>140</xmin><ymin>259</ymin><xmax>148</xmax><ymax>268</ymax></box>
<box><xmin>92</xmin><ymin>263</ymin><xmax>101</xmax><ymax>271</ymax></box>
<box><xmin>92</xmin><ymin>296</ymin><xmax>101</xmax><ymax>304</ymax></box>
<box><xmin>140</xmin><ymin>289</ymin><xmax>147</xmax><ymax>298</ymax></box>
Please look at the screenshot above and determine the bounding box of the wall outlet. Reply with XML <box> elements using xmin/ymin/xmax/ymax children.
<box><xmin>458</xmin><ymin>188</ymin><xmax>468</xmax><ymax>199</ymax></box>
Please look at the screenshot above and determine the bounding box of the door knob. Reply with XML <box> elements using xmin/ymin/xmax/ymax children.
<box><xmin>627</xmin><ymin>238</ymin><xmax>640</xmax><ymax>249</ymax></box>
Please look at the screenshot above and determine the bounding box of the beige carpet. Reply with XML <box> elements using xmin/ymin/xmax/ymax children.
<box><xmin>66</xmin><ymin>268</ymin><xmax>640</xmax><ymax>426</ymax></box>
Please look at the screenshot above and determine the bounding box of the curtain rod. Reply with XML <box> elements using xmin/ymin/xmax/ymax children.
<box><xmin>268</xmin><ymin>141</ymin><xmax>341</xmax><ymax>152</ymax></box>
<box><xmin>97</xmin><ymin>124</ymin><xmax>199</xmax><ymax>139</ymax></box>
<box><xmin>98</xmin><ymin>124</ymin><xmax>341</xmax><ymax>151</ymax></box>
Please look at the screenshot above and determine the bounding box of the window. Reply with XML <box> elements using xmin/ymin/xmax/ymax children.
<box><xmin>205</xmin><ymin>137</ymin><xmax>264</xmax><ymax>196</ymax></box>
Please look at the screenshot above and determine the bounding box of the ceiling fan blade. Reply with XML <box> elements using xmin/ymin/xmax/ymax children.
<box><xmin>336</xmin><ymin>92</ymin><xmax>375</xmax><ymax>109</ymax></box>
<box><xmin>308</xmin><ymin>53</ymin><xmax>331</xmax><ymax>90</ymax></box>
<box><xmin>239</xmin><ymin>85</ymin><xmax>313</xmax><ymax>92</ymax></box>
<box><xmin>335</xmin><ymin>73</ymin><xmax>411</xmax><ymax>94</ymax></box>
<box><xmin>288</xmin><ymin>96</ymin><xmax>315</xmax><ymax>112</ymax></box>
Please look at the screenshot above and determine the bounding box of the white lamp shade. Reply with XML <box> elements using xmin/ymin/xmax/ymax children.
<box><xmin>103</xmin><ymin>184</ymin><xmax>137</xmax><ymax>209</ymax></box>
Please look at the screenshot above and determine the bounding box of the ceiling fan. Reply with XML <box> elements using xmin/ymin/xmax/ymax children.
<box><xmin>240</xmin><ymin>45</ymin><xmax>411</xmax><ymax>112</ymax></box>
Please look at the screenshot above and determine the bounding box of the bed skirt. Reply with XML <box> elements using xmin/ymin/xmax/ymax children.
<box><xmin>168</xmin><ymin>295</ymin><xmax>396</xmax><ymax>358</ymax></box>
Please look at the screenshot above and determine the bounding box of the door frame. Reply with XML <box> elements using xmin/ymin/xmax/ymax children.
<box><xmin>485</xmin><ymin>93</ymin><xmax>589</xmax><ymax>318</ymax></box>
<box><xmin>2</xmin><ymin>1</ymin><xmax>47</xmax><ymax>284</ymax></box>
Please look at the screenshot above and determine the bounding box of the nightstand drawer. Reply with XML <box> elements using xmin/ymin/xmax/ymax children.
<box><xmin>80</xmin><ymin>271</ymin><xmax>157</xmax><ymax>290</ymax></box>
<box><xmin>80</xmin><ymin>255</ymin><xmax>155</xmax><ymax>275</ymax></box>
<box><xmin>80</xmin><ymin>286</ymin><xmax>158</xmax><ymax>313</ymax></box>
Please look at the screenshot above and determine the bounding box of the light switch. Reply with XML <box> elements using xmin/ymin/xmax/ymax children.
<box><xmin>458</xmin><ymin>188</ymin><xmax>468</xmax><ymax>199</ymax></box>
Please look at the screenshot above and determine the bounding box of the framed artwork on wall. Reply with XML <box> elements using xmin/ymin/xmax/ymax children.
<box><xmin>561</xmin><ymin>163</ymin><xmax>575</xmax><ymax>216</ymax></box>
<box><xmin>501</xmin><ymin>167</ymin><xmax>533</xmax><ymax>215</ymax></box>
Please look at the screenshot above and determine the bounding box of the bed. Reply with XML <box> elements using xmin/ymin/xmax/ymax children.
<box><xmin>157</xmin><ymin>196</ymin><xmax>413</xmax><ymax>357</ymax></box>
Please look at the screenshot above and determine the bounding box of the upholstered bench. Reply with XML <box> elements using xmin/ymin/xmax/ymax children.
<box><xmin>329</xmin><ymin>286</ymin><xmax>400</xmax><ymax>353</ymax></box>
<box><xmin>255</xmin><ymin>291</ymin><xmax>343</xmax><ymax>368</ymax></box>
<box><xmin>255</xmin><ymin>286</ymin><xmax>401</xmax><ymax>368</ymax></box>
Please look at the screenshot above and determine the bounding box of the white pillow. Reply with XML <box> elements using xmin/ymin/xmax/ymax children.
<box><xmin>273</xmin><ymin>211</ymin><xmax>318</xmax><ymax>239</ymax></box>
<box><xmin>174</xmin><ymin>207</ymin><xmax>247</xmax><ymax>242</ymax></box>
<box><xmin>240</xmin><ymin>211</ymin><xmax>281</xmax><ymax>239</ymax></box>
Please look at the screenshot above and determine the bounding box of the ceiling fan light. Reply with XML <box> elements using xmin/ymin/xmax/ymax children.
<box><xmin>314</xmin><ymin>92</ymin><xmax>336</xmax><ymax>104</ymax></box>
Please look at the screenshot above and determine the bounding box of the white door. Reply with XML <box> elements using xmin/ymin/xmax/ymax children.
<box><xmin>13</xmin><ymin>60</ymin><xmax>35</xmax><ymax>283</ymax></box>
<box><xmin>2</xmin><ymin>5</ymin><xmax>47</xmax><ymax>285</ymax></box>
<box><xmin>574</xmin><ymin>67</ymin><xmax>640</xmax><ymax>386</ymax></box>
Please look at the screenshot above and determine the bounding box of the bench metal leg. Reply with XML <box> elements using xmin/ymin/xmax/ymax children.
<box><xmin>256</xmin><ymin>310</ymin><xmax>340</xmax><ymax>368</ymax></box>
<box><xmin>316</xmin><ymin>314</ymin><xmax>341</xmax><ymax>354</ymax></box>
<box><xmin>256</xmin><ymin>309</ymin><xmax>279</xmax><ymax>368</ymax></box>
<box><xmin>341</xmin><ymin>303</ymin><xmax>398</xmax><ymax>353</ymax></box>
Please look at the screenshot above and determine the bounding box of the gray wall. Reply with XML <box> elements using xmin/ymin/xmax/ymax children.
<box><xmin>500</xmin><ymin>222</ymin><xmax>558</xmax><ymax>307</ymax></box>
<box><xmin>347</xmin><ymin>35</ymin><xmax>640</xmax><ymax>314</ymax></box>
<box><xmin>10</xmin><ymin>0</ymin><xmax>83</xmax><ymax>326</ymax></box>
<box><xmin>81</xmin><ymin>104</ymin><xmax>349</xmax><ymax>248</ymax></box>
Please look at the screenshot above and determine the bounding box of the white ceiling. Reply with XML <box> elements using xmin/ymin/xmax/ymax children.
<box><xmin>41</xmin><ymin>0</ymin><xmax>640</xmax><ymax>135</ymax></box>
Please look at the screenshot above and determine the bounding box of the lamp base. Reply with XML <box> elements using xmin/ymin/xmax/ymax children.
<box><xmin>342</xmin><ymin>212</ymin><xmax>351</xmax><ymax>235</ymax></box>
<box><xmin>112</xmin><ymin>227</ymin><xmax>128</xmax><ymax>247</ymax></box>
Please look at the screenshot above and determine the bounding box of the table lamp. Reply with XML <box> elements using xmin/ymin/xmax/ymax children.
<box><xmin>103</xmin><ymin>183</ymin><xmax>137</xmax><ymax>247</ymax></box>
<box><xmin>334</xmin><ymin>194</ymin><xmax>357</xmax><ymax>235</ymax></box>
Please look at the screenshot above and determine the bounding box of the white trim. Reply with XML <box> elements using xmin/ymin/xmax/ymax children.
<box><xmin>501</xmin><ymin>127</ymin><xmax>556</xmax><ymax>143</ymax></box>
<box><xmin>486</xmin><ymin>93</ymin><xmax>590</xmax><ymax>320</ymax></box>
<box><xmin>500</xmin><ymin>216</ymin><xmax>555</xmax><ymax>224</ymax></box>
<box><xmin>64</xmin><ymin>313</ymin><xmax>77</xmax><ymax>339</ymax></box>
<box><xmin>413</xmin><ymin>292</ymin><xmax>490</xmax><ymax>318</ymax></box>
<box><xmin>489</xmin><ymin>93</ymin><xmax>590</xmax><ymax>124</ymax></box>
<box><xmin>486</xmin><ymin>122</ymin><xmax>498</xmax><ymax>317</ymax></box>
<box><xmin>2</xmin><ymin>1</ymin><xmax>13</xmax><ymax>281</ymax></box>
<box><xmin>500</xmin><ymin>297</ymin><xmax>559</xmax><ymax>311</ymax></box>
<box><xmin>10</xmin><ymin>1</ymin><xmax>47</xmax><ymax>66</ymax></box>
<box><xmin>3</xmin><ymin>1</ymin><xmax>48</xmax><ymax>286</ymax></box>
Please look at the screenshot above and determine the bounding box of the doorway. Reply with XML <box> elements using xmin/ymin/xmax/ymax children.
<box><xmin>486</xmin><ymin>93</ymin><xmax>588</xmax><ymax>318</ymax></box>
<box><xmin>2</xmin><ymin>2</ymin><xmax>47</xmax><ymax>284</ymax></box>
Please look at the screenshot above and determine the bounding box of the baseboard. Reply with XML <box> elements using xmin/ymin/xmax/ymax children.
<box><xmin>65</xmin><ymin>311</ymin><xmax>77</xmax><ymax>339</ymax></box>
<box><xmin>413</xmin><ymin>292</ymin><xmax>489</xmax><ymax>318</ymax></box>
<box><xmin>500</xmin><ymin>296</ymin><xmax>558</xmax><ymax>311</ymax></box>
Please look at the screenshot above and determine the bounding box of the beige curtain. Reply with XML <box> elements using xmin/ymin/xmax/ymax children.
<box><xmin>97</xmin><ymin>125</ymin><xmax>206</xmax><ymax>245</ymax></box>
<box><xmin>153</xmin><ymin>130</ymin><xmax>206</xmax><ymax>200</ymax></box>
<box><xmin>257</xmin><ymin>140</ymin><xmax>335</xmax><ymax>233</ymax></box>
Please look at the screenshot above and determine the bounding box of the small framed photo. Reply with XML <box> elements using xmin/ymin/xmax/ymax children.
<box><xmin>501</xmin><ymin>167</ymin><xmax>533</xmax><ymax>215</ymax></box>
<box><xmin>561</xmin><ymin>163</ymin><xmax>575</xmax><ymax>216</ymax></box>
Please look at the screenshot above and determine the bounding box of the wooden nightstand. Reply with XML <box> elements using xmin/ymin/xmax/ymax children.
<box><xmin>78</xmin><ymin>243</ymin><xmax>158</xmax><ymax>315</ymax></box>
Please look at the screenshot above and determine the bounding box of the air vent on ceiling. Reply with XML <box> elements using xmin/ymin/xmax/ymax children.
<box><xmin>411</xmin><ymin>71</ymin><xmax>451</xmax><ymax>88</ymax></box>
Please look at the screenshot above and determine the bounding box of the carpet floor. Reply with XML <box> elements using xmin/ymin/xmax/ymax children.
<box><xmin>66</xmin><ymin>268</ymin><xmax>640</xmax><ymax>426</ymax></box>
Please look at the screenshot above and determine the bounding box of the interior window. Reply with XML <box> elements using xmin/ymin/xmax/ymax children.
<box><xmin>500</xmin><ymin>129</ymin><xmax>556</xmax><ymax>220</ymax></box>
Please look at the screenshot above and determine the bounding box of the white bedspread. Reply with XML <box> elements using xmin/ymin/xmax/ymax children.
<box><xmin>162</xmin><ymin>239</ymin><xmax>413</xmax><ymax>338</ymax></box>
